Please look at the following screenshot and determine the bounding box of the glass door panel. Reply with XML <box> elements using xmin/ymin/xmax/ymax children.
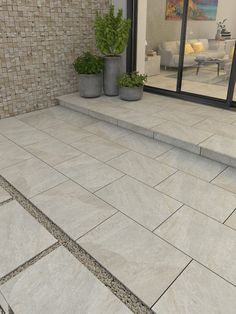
<box><xmin>181</xmin><ymin>0</ymin><xmax>236</xmax><ymax>100</ymax></box>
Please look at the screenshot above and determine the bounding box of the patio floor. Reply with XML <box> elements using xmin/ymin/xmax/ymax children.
<box><xmin>0</xmin><ymin>97</ymin><xmax>236</xmax><ymax>313</ymax></box>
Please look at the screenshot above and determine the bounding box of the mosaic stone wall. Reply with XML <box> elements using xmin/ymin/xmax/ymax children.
<box><xmin>0</xmin><ymin>0</ymin><xmax>110</xmax><ymax>118</ymax></box>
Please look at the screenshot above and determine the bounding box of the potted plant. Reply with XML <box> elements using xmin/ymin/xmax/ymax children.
<box><xmin>95</xmin><ymin>5</ymin><xmax>131</xmax><ymax>96</ymax></box>
<box><xmin>118</xmin><ymin>72</ymin><xmax>147</xmax><ymax>101</ymax></box>
<box><xmin>73</xmin><ymin>52</ymin><xmax>104</xmax><ymax>98</ymax></box>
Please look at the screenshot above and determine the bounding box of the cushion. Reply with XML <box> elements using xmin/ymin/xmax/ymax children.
<box><xmin>185</xmin><ymin>43</ymin><xmax>194</xmax><ymax>55</ymax></box>
<box><xmin>198</xmin><ymin>39</ymin><xmax>209</xmax><ymax>50</ymax></box>
<box><xmin>191</xmin><ymin>42</ymin><xmax>205</xmax><ymax>53</ymax></box>
<box><xmin>230</xmin><ymin>47</ymin><xmax>235</xmax><ymax>60</ymax></box>
<box><xmin>162</xmin><ymin>41</ymin><xmax>178</xmax><ymax>54</ymax></box>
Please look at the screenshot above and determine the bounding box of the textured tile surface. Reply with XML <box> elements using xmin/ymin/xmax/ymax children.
<box><xmin>157</xmin><ymin>109</ymin><xmax>206</xmax><ymax>126</ymax></box>
<box><xmin>31</xmin><ymin>181</ymin><xmax>116</xmax><ymax>240</ymax></box>
<box><xmin>212</xmin><ymin>167</ymin><xmax>236</xmax><ymax>194</ymax></box>
<box><xmin>0</xmin><ymin>201</ymin><xmax>55</xmax><ymax>278</ymax></box>
<box><xmin>72</xmin><ymin>135</ymin><xmax>128</xmax><ymax>162</ymax></box>
<box><xmin>84</xmin><ymin>121</ymin><xmax>131</xmax><ymax>140</ymax></box>
<box><xmin>108</xmin><ymin>151</ymin><xmax>176</xmax><ymax>187</ymax></box>
<box><xmin>115</xmin><ymin>133</ymin><xmax>173</xmax><ymax>158</ymax></box>
<box><xmin>1</xmin><ymin>158</ymin><xmax>67</xmax><ymax>198</ymax></box>
<box><xmin>156</xmin><ymin>171</ymin><xmax>236</xmax><ymax>222</ymax></box>
<box><xmin>25</xmin><ymin>138</ymin><xmax>81</xmax><ymax>166</ymax></box>
<box><xmin>55</xmin><ymin>154</ymin><xmax>123</xmax><ymax>192</ymax></box>
<box><xmin>18</xmin><ymin>111</ymin><xmax>63</xmax><ymax>130</ymax></box>
<box><xmin>79</xmin><ymin>213</ymin><xmax>190</xmax><ymax>306</ymax></box>
<box><xmin>225</xmin><ymin>212</ymin><xmax>236</xmax><ymax>230</ymax></box>
<box><xmin>155</xmin><ymin>206</ymin><xmax>236</xmax><ymax>285</ymax></box>
<box><xmin>157</xmin><ymin>148</ymin><xmax>226</xmax><ymax>181</ymax></box>
<box><xmin>1</xmin><ymin>247</ymin><xmax>131</xmax><ymax>314</ymax></box>
<box><xmin>153</xmin><ymin>261</ymin><xmax>236</xmax><ymax>314</ymax></box>
<box><xmin>0</xmin><ymin>187</ymin><xmax>11</xmax><ymax>204</ymax></box>
<box><xmin>96</xmin><ymin>176</ymin><xmax>182</xmax><ymax>231</ymax></box>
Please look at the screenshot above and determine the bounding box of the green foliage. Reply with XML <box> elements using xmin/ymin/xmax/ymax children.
<box><xmin>73</xmin><ymin>52</ymin><xmax>104</xmax><ymax>75</ymax></box>
<box><xmin>95</xmin><ymin>5</ymin><xmax>131</xmax><ymax>56</ymax></box>
<box><xmin>118</xmin><ymin>72</ymin><xmax>147</xmax><ymax>88</ymax></box>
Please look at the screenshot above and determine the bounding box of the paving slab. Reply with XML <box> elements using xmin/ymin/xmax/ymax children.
<box><xmin>153</xmin><ymin>261</ymin><xmax>236</xmax><ymax>314</ymax></box>
<box><xmin>0</xmin><ymin>200</ymin><xmax>55</xmax><ymax>278</ymax></box>
<box><xmin>0</xmin><ymin>187</ymin><xmax>11</xmax><ymax>204</ymax></box>
<box><xmin>78</xmin><ymin>212</ymin><xmax>190</xmax><ymax>306</ymax></box>
<box><xmin>155</xmin><ymin>206</ymin><xmax>236</xmax><ymax>286</ymax></box>
<box><xmin>212</xmin><ymin>167</ymin><xmax>236</xmax><ymax>194</ymax></box>
<box><xmin>0</xmin><ymin>247</ymin><xmax>131</xmax><ymax>314</ymax></box>
<box><xmin>84</xmin><ymin>121</ymin><xmax>131</xmax><ymax>140</ymax></box>
<box><xmin>31</xmin><ymin>180</ymin><xmax>117</xmax><ymax>240</ymax></box>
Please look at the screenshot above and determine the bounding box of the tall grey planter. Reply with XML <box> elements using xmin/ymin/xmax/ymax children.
<box><xmin>104</xmin><ymin>56</ymin><xmax>121</xmax><ymax>96</ymax></box>
<box><xmin>79</xmin><ymin>73</ymin><xmax>102</xmax><ymax>98</ymax></box>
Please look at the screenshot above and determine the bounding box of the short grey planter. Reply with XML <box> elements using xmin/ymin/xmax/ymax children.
<box><xmin>119</xmin><ymin>86</ymin><xmax>144</xmax><ymax>101</ymax></box>
<box><xmin>104</xmin><ymin>56</ymin><xmax>121</xmax><ymax>96</ymax></box>
<box><xmin>79</xmin><ymin>73</ymin><xmax>102</xmax><ymax>98</ymax></box>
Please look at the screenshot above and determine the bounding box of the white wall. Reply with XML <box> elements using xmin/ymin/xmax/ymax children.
<box><xmin>146</xmin><ymin>0</ymin><xmax>236</xmax><ymax>50</ymax></box>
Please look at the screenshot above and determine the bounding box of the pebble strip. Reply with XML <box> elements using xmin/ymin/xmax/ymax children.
<box><xmin>0</xmin><ymin>176</ymin><xmax>155</xmax><ymax>314</ymax></box>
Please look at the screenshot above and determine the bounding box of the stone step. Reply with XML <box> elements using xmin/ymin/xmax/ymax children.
<box><xmin>57</xmin><ymin>93</ymin><xmax>236</xmax><ymax>168</ymax></box>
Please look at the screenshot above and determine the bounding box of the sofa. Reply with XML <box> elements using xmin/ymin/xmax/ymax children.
<box><xmin>158</xmin><ymin>39</ymin><xmax>226</xmax><ymax>68</ymax></box>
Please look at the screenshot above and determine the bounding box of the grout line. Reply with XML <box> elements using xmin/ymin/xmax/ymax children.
<box><xmin>0</xmin><ymin>242</ymin><xmax>61</xmax><ymax>286</ymax></box>
<box><xmin>150</xmin><ymin>259</ymin><xmax>193</xmax><ymax>309</ymax></box>
<box><xmin>223</xmin><ymin>208</ymin><xmax>236</xmax><ymax>225</ymax></box>
<box><xmin>209</xmin><ymin>165</ymin><xmax>228</xmax><ymax>183</ymax></box>
<box><xmin>0</xmin><ymin>198</ymin><xmax>13</xmax><ymax>207</ymax></box>
<box><xmin>0</xmin><ymin>175</ymin><xmax>155</xmax><ymax>314</ymax></box>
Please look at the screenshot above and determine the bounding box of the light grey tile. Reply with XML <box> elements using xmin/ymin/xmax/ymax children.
<box><xmin>0</xmin><ymin>187</ymin><xmax>11</xmax><ymax>203</ymax></box>
<box><xmin>155</xmin><ymin>206</ymin><xmax>236</xmax><ymax>285</ymax></box>
<box><xmin>212</xmin><ymin>167</ymin><xmax>236</xmax><ymax>194</ymax></box>
<box><xmin>55</xmin><ymin>154</ymin><xmax>123</xmax><ymax>193</ymax></box>
<box><xmin>96</xmin><ymin>176</ymin><xmax>182</xmax><ymax>231</ymax></box>
<box><xmin>118</xmin><ymin>120</ymin><xmax>154</xmax><ymax>138</ymax></box>
<box><xmin>18</xmin><ymin>111</ymin><xmax>64</xmax><ymax>130</ymax></box>
<box><xmin>153</xmin><ymin>122</ymin><xmax>212</xmax><ymax>154</ymax></box>
<box><xmin>156</xmin><ymin>171</ymin><xmax>236</xmax><ymax>222</ymax></box>
<box><xmin>1</xmin><ymin>158</ymin><xmax>67</xmax><ymax>198</ymax></box>
<box><xmin>78</xmin><ymin>213</ymin><xmax>190</xmax><ymax>306</ymax></box>
<box><xmin>201</xmin><ymin>135</ymin><xmax>236</xmax><ymax>168</ymax></box>
<box><xmin>194</xmin><ymin>118</ymin><xmax>236</xmax><ymax>140</ymax></box>
<box><xmin>225</xmin><ymin>211</ymin><xmax>236</xmax><ymax>230</ymax></box>
<box><xmin>84</xmin><ymin>121</ymin><xmax>131</xmax><ymax>140</ymax></box>
<box><xmin>89</xmin><ymin>110</ymin><xmax>118</xmax><ymax>125</ymax></box>
<box><xmin>0</xmin><ymin>119</ymin><xmax>51</xmax><ymax>147</ymax></box>
<box><xmin>157</xmin><ymin>110</ymin><xmax>206</xmax><ymax>126</ymax></box>
<box><xmin>157</xmin><ymin>148</ymin><xmax>226</xmax><ymax>182</ymax></box>
<box><xmin>108</xmin><ymin>151</ymin><xmax>176</xmax><ymax>187</ymax></box>
<box><xmin>72</xmin><ymin>135</ymin><xmax>129</xmax><ymax>162</ymax></box>
<box><xmin>0</xmin><ymin>201</ymin><xmax>55</xmax><ymax>278</ymax></box>
<box><xmin>0</xmin><ymin>291</ymin><xmax>9</xmax><ymax>313</ymax></box>
<box><xmin>116</xmin><ymin>111</ymin><xmax>166</xmax><ymax>129</ymax></box>
<box><xmin>190</xmin><ymin>107</ymin><xmax>236</xmax><ymax>124</ymax></box>
<box><xmin>153</xmin><ymin>261</ymin><xmax>236</xmax><ymax>314</ymax></box>
<box><xmin>122</xmin><ymin>100</ymin><xmax>163</xmax><ymax>114</ymax></box>
<box><xmin>31</xmin><ymin>181</ymin><xmax>116</xmax><ymax>240</ymax></box>
<box><xmin>1</xmin><ymin>247</ymin><xmax>131</xmax><ymax>314</ymax></box>
<box><xmin>114</xmin><ymin>132</ymin><xmax>173</xmax><ymax>158</ymax></box>
<box><xmin>25</xmin><ymin>138</ymin><xmax>81</xmax><ymax>166</ymax></box>
<box><xmin>43</xmin><ymin>122</ymin><xmax>91</xmax><ymax>144</ymax></box>
<box><xmin>0</xmin><ymin>141</ymin><xmax>32</xmax><ymax>171</ymax></box>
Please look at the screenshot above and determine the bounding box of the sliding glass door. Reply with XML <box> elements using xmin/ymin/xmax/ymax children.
<box><xmin>132</xmin><ymin>0</ymin><xmax>236</xmax><ymax>107</ymax></box>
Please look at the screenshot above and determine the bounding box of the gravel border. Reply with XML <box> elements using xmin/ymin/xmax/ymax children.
<box><xmin>0</xmin><ymin>175</ymin><xmax>155</xmax><ymax>314</ymax></box>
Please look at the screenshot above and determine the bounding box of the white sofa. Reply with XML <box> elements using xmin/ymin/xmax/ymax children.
<box><xmin>158</xmin><ymin>39</ymin><xmax>226</xmax><ymax>68</ymax></box>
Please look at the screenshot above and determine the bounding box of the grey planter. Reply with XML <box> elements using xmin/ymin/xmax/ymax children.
<box><xmin>119</xmin><ymin>86</ymin><xmax>144</xmax><ymax>101</ymax></box>
<box><xmin>104</xmin><ymin>56</ymin><xmax>121</xmax><ymax>96</ymax></box>
<box><xmin>79</xmin><ymin>73</ymin><xmax>102</xmax><ymax>98</ymax></box>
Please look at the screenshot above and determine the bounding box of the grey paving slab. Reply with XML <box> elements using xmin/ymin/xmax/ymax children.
<box><xmin>0</xmin><ymin>200</ymin><xmax>56</xmax><ymax>278</ymax></box>
<box><xmin>155</xmin><ymin>206</ymin><xmax>236</xmax><ymax>286</ymax></box>
<box><xmin>1</xmin><ymin>158</ymin><xmax>67</xmax><ymax>198</ymax></box>
<box><xmin>0</xmin><ymin>247</ymin><xmax>131</xmax><ymax>314</ymax></box>
<box><xmin>212</xmin><ymin>167</ymin><xmax>236</xmax><ymax>194</ymax></box>
<box><xmin>225</xmin><ymin>212</ymin><xmax>236</xmax><ymax>230</ymax></box>
<box><xmin>156</xmin><ymin>171</ymin><xmax>236</xmax><ymax>222</ymax></box>
<box><xmin>114</xmin><ymin>132</ymin><xmax>173</xmax><ymax>158</ymax></box>
<box><xmin>108</xmin><ymin>151</ymin><xmax>176</xmax><ymax>187</ymax></box>
<box><xmin>31</xmin><ymin>180</ymin><xmax>117</xmax><ymax>240</ymax></box>
<box><xmin>0</xmin><ymin>187</ymin><xmax>11</xmax><ymax>204</ymax></box>
<box><xmin>72</xmin><ymin>135</ymin><xmax>129</xmax><ymax>162</ymax></box>
<box><xmin>200</xmin><ymin>135</ymin><xmax>236</xmax><ymax>168</ymax></box>
<box><xmin>55</xmin><ymin>154</ymin><xmax>123</xmax><ymax>193</ymax></box>
<box><xmin>153</xmin><ymin>122</ymin><xmax>213</xmax><ymax>154</ymax></box>
<box><xmin>18</xmin><ymin>111</ymin><xmax>64</xmax><ymax>130</ymax></box>
<box><xmin>83</xmin><ymin>121</ymin><xmax>131</xmax><ymax>140</ymax></box>
<box><xmin>25</xmin><ymin>138</ymin><xmax>81</xmax><ymax>166</ymax></box>
<box><xmin>157</xmin><ymin>148</ymin><xmax>226</xmax><ymax>182</ymax></box>
<box><xmin>0</xmin><ymin>291</ymin><xmax>9</xmax><ymax>314</ymax></box>
<box><xmin>153</xmin><ymin>261</ymin><xmax>236</xmax><ymax>314</ymax></box>
<box><xmin>43</xmin><ymin>122</ymin><xmax>91</xmax><ymax>144</ymax></box>
<box><xmin>96</xmin><ymin>176</ymin><xmax>182</xmax><ymax>231</ymax></box>
<box><xmin>156</xmin><ymin>109</ymin><xmax>206</xmax><ymax>126</ymax></box>
<box><xmin>79</xmin><ymin>213</ymin><xmax>190</xmax><ymax>306</ymax></box>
